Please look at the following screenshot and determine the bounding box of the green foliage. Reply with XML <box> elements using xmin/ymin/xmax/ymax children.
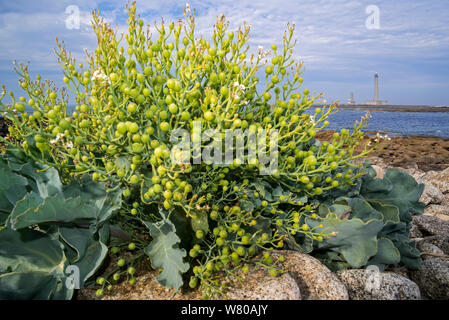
<box><xmin>0</xmin><ymin>2</ymin><xmax>423</xmax><ymax>299</ymax></box>
<box><xmin>311</xmin><ymin>163</ymin><xmax>424</xmax><ymax>272</ymax></box>
<box><xmin>0</xmin><ymin>228</ymin><xmax>70</xmax><ymax>299</ymax></box>
<box><xmin>142</xmin><ymin>211</ymin><xmax>190</xmax><ymax>289</ymax></box>
<box><xmin>0</xmin><ymin>150</ymin><xmax>121</xmax><ymax>299</ymax></box>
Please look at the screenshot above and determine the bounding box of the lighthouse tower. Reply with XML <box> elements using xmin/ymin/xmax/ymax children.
<box><xmin>365</xmin><ymin>73</ymin><xmax>388</xmax><ymax>105</ymax></box>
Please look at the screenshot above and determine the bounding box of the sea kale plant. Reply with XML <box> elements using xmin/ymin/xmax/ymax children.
<box><xmin>0</xmin><ymin>2</ymin><xmax>424</xmax><ymax>299</ymax></box>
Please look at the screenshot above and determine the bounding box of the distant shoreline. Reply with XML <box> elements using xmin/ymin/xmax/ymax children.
<box><xmin>313</xmin><ymin>104</ymin><xmax>449</xmax><ymax>113</ymax></box>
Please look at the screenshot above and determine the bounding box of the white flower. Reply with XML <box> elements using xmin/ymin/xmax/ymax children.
<box><xmin>50</xmin><ymin>133</ymin><xmax>65</xmax><ymax>145</ymax></box>
<box><xmin>186</xmin><ymin>3</ymin><xmax>191</xmax><ymax>13</ymax></box>
<box><xmin>232</xmin><ymin>81</ymin><xmax>246</xmax><ymax>91</ymax></box>
<box><xmin>258</xmin><ymin>45</ymin><xmax>264</xmax><ymax>52</ymax></box>
<box><xmin>66</xmin><ymin>141</ymin><xmax>74</xmax><ymax>149</ymax></box>
<box><xmin>258</xmin><ymin>49</ymin><xmax>271</xmax><ymax>60</ymax></box>
<box><xmin>91</xmin><ymin>69</ymin><xmax>110</xmax><ymax>84</ymax></box>
<box><xmin>57</xmin><ymin>133</ymin><xmax>65</xmax><ymax>140</ymax></box>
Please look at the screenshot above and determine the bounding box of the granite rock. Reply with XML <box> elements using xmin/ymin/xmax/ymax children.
<box><xmin>336</xmin><ymin>269</ymin><xmax>421</xmax><ymax>300</ymax></box>
<box><xmin>420</xmin><ymin>185</ymin><xmax>445</xmax><ymax>205</ymax></box>
<box><xmin>412</xmin><ymin>215</ymin><xmax>449</xmax><ymax>236</ymax></box>
<box><xmin>270</xmin><ymin>250</ymin><xmax>349</xmax><ymax>300</ymax></box>
<box><xmin>409</xmin><ymin>258</ymin><xmax>449</xmax><ymax>300</ymax></box>
<box><xmin>417</xmin><ymin>242</ymin><xmax>446</xmax><ymax>260</ymax></box>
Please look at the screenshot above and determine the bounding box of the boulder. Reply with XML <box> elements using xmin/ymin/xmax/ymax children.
<box><xmin>409</xmin><ymin>223</ymin><xmax>423</xmax><ymax>239</ymax></box>
<box><xmin>224</xmin><ymin>264</ymin><xmax>301</xmax><ymax>300</ymax></box>
<box><xmin>270</xmin><ymin>250</ymin><xmax>349</xmax><ymax>300</ymax></box>
<box><xmin>417</xmin><ymin>242</ymin><xmax>446</xmax><ymax>260</ymax></box>
<box><xmin>415</xmin><ymin>235</ymin><xmax>449</xmax><ymax>255</ymax></box>
<box><xmin>78</xmin><ymin>264</ymin><xmax>301</xmax><ymax>300</ymax></box>
<box><xmin>412</xmin><ymin>215</ymin><xmax>449</xmax><ymax>236</ymax></box>
<box><xmin>421</xmin><ymin>168</ymin><xmax>449</xmax><ymax>194</ymax></box>
<box><xmin>420</xmin><ymin>185</ymin><xmax>445</xmax><ymax>205</ymax></box>
<box><xmin>424</xmin><ymin>205</ymin><xmax>449</xmax><ymax>221</ymax></box>
<box><xmin>336</xmin><ymin>269</ymin><xmax>421</xmax><ymax>300</ymax></box>
<box><xmin>409</xmin><ymin>258</ymin><xmax>449</xmax><ymax>300</ymax></box>
<box><xmin>77</xmin><ymin>270</ymin><xmax>199</xmax><ymax>300</ymax></box>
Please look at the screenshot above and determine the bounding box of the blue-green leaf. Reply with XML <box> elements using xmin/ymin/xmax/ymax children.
<box><xmin>143</xmin><ymin>219</ymin><xmax>189</xmax><ymax>290</ymax></box>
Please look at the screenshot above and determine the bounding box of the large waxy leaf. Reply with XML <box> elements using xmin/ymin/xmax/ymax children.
<box><xmin>0</xmin><ymin>150</ymin><xmax>119</xmax><ymax>299</ymax></box>
<box><xmin>63</xmin><ymin>176</ymin><xmax>122</xmax><ymax>227</ymax></box>
<box><xmin>143</xmin><ymin>219</ymin><xmax>189</xmax><ymax>290</ymax></box>
<box><xmin>387</xmin><ymin>232</ymin><xmax>422</xmax><ymax>270</ymax></box>
<box><xmin>308</xmin><ymin>212</ymin><xmax>384</xmax><ymax>268</ymax></box>
<box><xmin>240</xmin><ymin>199</ymin><xmax>255</xmax><ymax>212</ymax></box>
<box><xmin>22</xmin><ymin>165</ymin><xmax>63</xmax><ymax>199</ymax></box>
<box><xmin>313</xmin><ymin>251</ymin><xmax>350</xmax><ymax>272</ymax></box>
<box><xmin>0</xmin><ymin>168</ymin><xmax>28</xmax><ymax>212</ymax></box>
<box><xmin>329</xmin><ymin>203</ymin><xmax>352</xmax><ymax>219</ymax></box>
<box><xmin>367</xmin><ymin>238</ymin><xmax>401</xmax><ymax>269</ymax></box>
<box><xmin>10</xmin><ymin>194</ymin><xmax>98</xmax><ymax>229</ymax></box>
<box><xmin>346</xmin><ymin>198</ymin><xmax>383</xmax><ymax>222</ymax></box>
<box><xmin>361</xmin><ymin>169</ymin><xmax>425</xmax><ymax>222</ymax></box>
<box><xmin>0</xmin><ymin>272</ymin><xmax>60</xmax><ymax>300</ymax></box>
<box><xmin>57</xmin><ymin>226</ymin><xmax>108</xmax><ymax>286</ymax></box>
<box><xmin>0</xmin><ymin>228</ymin><xmax>65</xmax><ymax>274</ymax></box>
<box><xmin>190</xmin><ymin>211</ymin><xmax>209</xmax><ymax>234</ymax></box>
<box><xmin>244</xmin><ymin>214</ymin><xmax>272</xmax><ymax>240</ymax></box>
<box><xmin>369</xmin><ymin>201</ymin><xmax>400</xmax><ymax>224</ymax></box>
<box><xmin>0</xmin><ymin>228</ymin><xmax>72</xmax><ymax>300</ymax></box>
<box><xmin>251</xmin><ymin>181</ymin><xmax>274</xmax><ymax>201</ymax></box>
<box><xmin>167</xmin><ymin>208</ymin><xmax>193</xmax><ymax>249</ymax></box>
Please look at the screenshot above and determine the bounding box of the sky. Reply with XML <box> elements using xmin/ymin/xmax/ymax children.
<box><xmin>0</xmin><ymin>0</ymin><xmax>448</xmax><ymax>106</ymax></box>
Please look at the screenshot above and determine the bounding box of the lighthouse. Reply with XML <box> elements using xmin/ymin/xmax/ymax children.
<box><xmin>365</xmin><ymin>73</ymin><xmax>387</xmax><ymax>105</ymax></box>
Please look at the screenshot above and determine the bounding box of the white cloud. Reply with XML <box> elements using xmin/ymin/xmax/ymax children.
<box><xmin>0</xmin><ymin>0</ymin><xmax>448</xmax><ymax>104</ymax></box>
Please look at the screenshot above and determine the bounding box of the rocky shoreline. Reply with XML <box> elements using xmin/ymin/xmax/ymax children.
<box><xmin>316</xmin><ymin>130</ymin><xmax>449</xmax><ymax>172</ymax></box>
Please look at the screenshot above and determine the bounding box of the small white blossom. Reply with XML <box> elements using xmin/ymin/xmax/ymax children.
<box><xmin>50</xmin><ymin>133</ymin><xmax>65</xmax><ymax>145</ymax></box>
<box><xmin>258</xmin><ymin>46</ymin><xmax>271</xmax><ymax>59</ymax></box>
<box><xmin>66</xmin><ymin>141</ymin><xmax>74</xmax><ymax>149</ymax></box>
<box><xmin>186</xmin><ymin>3</ymin><xmax>191</xmax><ymax>13</ymax></box>
<box><xmin>232</xmin><ymin>81</ymin><xmax>246</xmax><ymax>91</ymax></box>
<box><xmin>91</xmin><ymin>69</ymin><xmax>110</xmax><ymax>84</ymax></box>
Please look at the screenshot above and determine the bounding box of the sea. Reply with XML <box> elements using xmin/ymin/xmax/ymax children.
<box><xmin>311</xmin><ymin>109</ymin><xmax>449</xmax><ymax>139</ymax></box>
<box><xmin>16</xmin><ymin>105</ymin><xmax>449</xmax><ymax>139</ymax></box>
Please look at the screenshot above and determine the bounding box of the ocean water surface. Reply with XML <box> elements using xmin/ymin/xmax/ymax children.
<box><xmin>60</xmin><ymin>105</ymin><xmax>449</xmax><ymax>139</ymax></box>
<box><xmin>313</xmin><ymin>109</ymin><xmax>449</xmax><ymax>138</ymax></box>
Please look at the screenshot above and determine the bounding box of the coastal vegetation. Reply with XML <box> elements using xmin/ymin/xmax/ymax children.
<box><xmin>0</xmin><ymin>2</ymin><xmax>424</xmax><ymax>299</ymax></box>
